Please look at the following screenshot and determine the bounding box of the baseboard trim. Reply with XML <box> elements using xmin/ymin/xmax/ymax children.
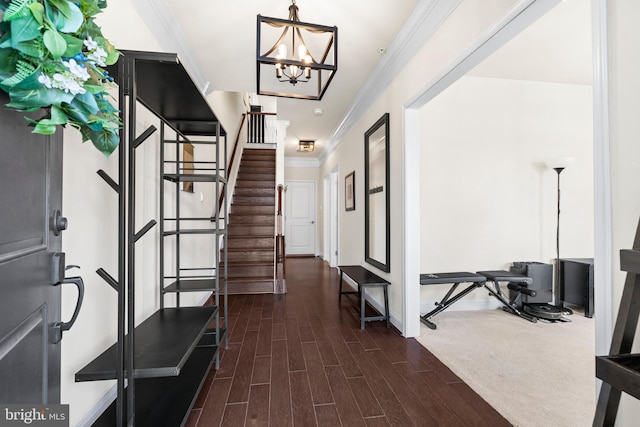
<box><xmin>420</xmin><ymin>298</ymin><xmax>503</xmax><ymax>315</ymax></box>
<box><xmin>76</xmin><ymin>384</ymin><xmax>117</xmax><ymax>427</ymax></box>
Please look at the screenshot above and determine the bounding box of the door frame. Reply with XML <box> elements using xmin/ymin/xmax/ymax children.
<box><xmin>284</xmin><ymin>179</ymin><xmax>318</xmax><ymax>256</ymax></box>
<box><xmin>402</xmin><ymin>0</ymin><xmax>610</xmax><ymax>346</ymax></box>
<box><xmin>323</xmin><ymin>168</ymin><xmax>339</xmax><ymax>267</ymax></box>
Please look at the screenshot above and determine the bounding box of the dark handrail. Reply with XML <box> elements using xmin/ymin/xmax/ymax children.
<box><xmin>217</xmin><ymin>113</ymin><xmax>247</xmax><ymax>213</ymax></box>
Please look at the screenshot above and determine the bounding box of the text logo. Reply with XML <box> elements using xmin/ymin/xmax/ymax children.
<box><xmin>0</xmin><ymin>405</ymin><xmax>68</xmax><ymax>427</ymax></box>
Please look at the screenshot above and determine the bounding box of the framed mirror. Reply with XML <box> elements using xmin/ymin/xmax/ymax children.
<box><xmin>364</xmin><ymin>113</ymin><xmax>390</xmax><ymax>272</ymax></box>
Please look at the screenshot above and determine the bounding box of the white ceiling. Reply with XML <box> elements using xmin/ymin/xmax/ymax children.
<box><xmin>161</xmin><ymin>0</ymin><xmax>420</xmax><ymax>158</ymax></box>
<box><xmin>142</xmin><ymin>0</ymin><xmax>591</xmax><ymax>159</ymax></box>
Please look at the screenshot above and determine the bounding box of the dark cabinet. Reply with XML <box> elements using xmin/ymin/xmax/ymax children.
<box><xmin>558</xmin><ymin>258</ymin><xmax>594</xmax><ymax>317</ymax></box>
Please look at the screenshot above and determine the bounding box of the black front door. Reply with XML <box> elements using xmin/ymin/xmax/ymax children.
<box><xmin>0</xmin><ymin>93</ymin><xmax>64</xmax><ymax>404</ymax></box>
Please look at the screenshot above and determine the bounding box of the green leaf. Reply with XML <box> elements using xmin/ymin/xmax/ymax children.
<box><xmin>71</xmin><ymin>89</ymin><xmax>99</xmax><ymax>114</ymax></box>
<box><xmin>61</xmin><ymin>101</ymin><xmax>91</xmax><ymax>123</ymax></box>
<box><xmin>0</xmin><ymin>48</ymin><xmax>19</xmax><ymax>73</ymax></box>
<box><xmin>0</xmin><ymin>59</ymin><xmax>35</xmax><ymax>89</ymax></box>
<box><xmin>60</xmin><ymin>33</ymin><xmax>82</xmax><ymax>57</ymax></box>
<box><xmin>47</xmin><ymin>0</ymin><xmax>71</xmax><ymax>19</ymax></box>
<box><xmin>43</xmin><ymin>28</ymin><xmax>66</xmax><ymax>58</ymax></box>
<box><xmin>58</xmin><ymin>2</ymin><xmax>82</xmax><ymax>33</ymax></box>
<box><xmin>10</xmin><ymin>14</ymin><xmax>41</xmax><ymax>45</ymax></box>
<box><xmin>28</xmin><ymin>2</ymin><xmax>45</xmax><ymax>25</ymax></box>
<box><xmin>43</xmin><ymin>1</ymin><xmax>65</xmax><ymax>31</ymax></box>
<box><xmin>49</xmin><ymin>104</ymin><xmax>68</xmax><ymax>124</ymax></box>
<box><xmin>81</xmin><ymin>125</ymin><xmax>119</xmax><ymax>157</ymax></box>
<box><xmin>12</xmin><ymin>39</ymin><xmax>41</xmax><ymax>57</ymax></box>
<box><xmin>32</xmin><ymin>119</ymin><xmax>57</xmax><ymax>134</ymax></box>
<box><xmin>4</xmin><ymin>0</ymin><xmax>33</xmax><ymax>21</ymax></box>
<box><xmin>7</xmin><ymin>71</ymin><xmax>74</xmax><ymax>108</ymax></box>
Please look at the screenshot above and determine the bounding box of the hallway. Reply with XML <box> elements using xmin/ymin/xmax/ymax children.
<box><xmin>187</xmin><ymin>258</ymin><xmax>510</xmax><ymax>426</ymax></box>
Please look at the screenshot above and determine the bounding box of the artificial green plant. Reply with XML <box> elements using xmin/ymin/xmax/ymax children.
<box><xmin>0</xmin><ymin>0</ymin><xmax>120</xmax><ymax>156</ymax></box>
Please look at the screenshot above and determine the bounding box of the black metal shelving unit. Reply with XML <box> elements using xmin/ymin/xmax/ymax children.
<box><xmin>159</xmin><ymin>103</ymin><xmax>229</xmax><ymax>369</ymax></box>
<box><xmin>75</xmin><ymin>50</ymin><xmax>228</xmax><ymax>427</ymax></box>
<box><xmin>594</xmin><ymin>217</ymin><xmax>640</xmax><ymax>426</ymax></box>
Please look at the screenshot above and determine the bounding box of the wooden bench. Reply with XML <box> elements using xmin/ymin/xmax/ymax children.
<box><xmin>338</xmin><ymin>265</ymin><xmax>390</xmax><ymax>330</ymax></box>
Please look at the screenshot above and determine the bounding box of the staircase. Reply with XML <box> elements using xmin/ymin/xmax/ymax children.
<box><xmin>225</xmin><ymin>148</ymin><xmax>276</xmax><ymax>294</ymax></box>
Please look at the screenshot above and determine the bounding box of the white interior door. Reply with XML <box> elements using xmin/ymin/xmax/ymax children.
<box><xmin>285</xmin><ymin>180</ymin><xmax>316</xmax><ymax>255</ymax></box>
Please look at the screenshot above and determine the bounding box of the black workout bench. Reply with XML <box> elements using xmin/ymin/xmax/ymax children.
<box><xmin>477</xmin><ymin>270</ymin><xmax>537</xmax><ymax>323</ymax></box>
<box><xmin>338</xmin><ymin>265</ymin><xmax>390</xmax><ymax>330</ymax></box>
<box><xmin>420</xmin><ymin>270</ymin><xmax>537</xmax><ymax>328</ymax></box>
<box><xmin>419</xmin><ymin>272</ymin><xmax>487</xmax><ymax>329</ymax></box>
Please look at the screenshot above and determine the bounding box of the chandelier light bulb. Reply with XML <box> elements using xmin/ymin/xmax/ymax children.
<box><xmin>277</xmin><ymin>43</ymin><xmax>287</xmax><ymax>59</ymax></box>
<box><xmin>298</xmin><ymin>44</ymin><xmax>307</xmax><ymax>60</ymax></box>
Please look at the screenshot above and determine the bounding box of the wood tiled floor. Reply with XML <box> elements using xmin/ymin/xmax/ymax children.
<box><xmin>187</xmin><ymin>257</ymin><xmax>511</xmax><ymax>426</ymax></box>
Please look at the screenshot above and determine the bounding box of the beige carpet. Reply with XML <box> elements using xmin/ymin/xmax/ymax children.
<box><xmin>416</xmin><ymin>308</ymin><xmax>595</xmax><ymax>427</ymax></box>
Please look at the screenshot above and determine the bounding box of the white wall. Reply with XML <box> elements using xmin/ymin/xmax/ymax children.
<box><xmin>606</xmin><ymin>0</ymin><xmax>640</xmax><ymax>423</ymax></box>
<box><xmin>320</xmin><ymin>0</ymin><xmax>521</xmax><ymax>329</ymax></box>
<box><xmin>419</xmin><ymin>76</ymin><xmax>593</xmax><ymax>307</ymax></box>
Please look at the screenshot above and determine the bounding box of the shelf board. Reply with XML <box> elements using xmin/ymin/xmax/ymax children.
<box><xmin>620</xmin><ymin>249</ymin><xmax>640</xmax><ymax>275</ymax></box>
<box><xmin>107</xmin><ymin>50</ymin><xmax>226</xmax><ymax>137</ymax></box>
<box><xmin>596</xmin><ymin>354</ymin><xmax>640</xmax><ymax>400</ymax></box>
<box><xmin>164</xmin><ymin>278</ymin><xmax>220</xmax><ymax>293</ymax></box>
<box><xmin>163</xmin><ymin>228</ymin><xmax>227</xmax><ymax>236</ymax></box>
<box><xmin>92</xmin><ymin>346</ymin><xmax>217</xmax><ymax>427</ymax></box>
<box><xmin>163</xmin><ymin>173</ymin><xmax>227</xmax><ymax>183</ymax></box>
<box><xmin>75</xmin><ymin>306</ymin><xmax>217</xmax><ymax>382</ymax></box>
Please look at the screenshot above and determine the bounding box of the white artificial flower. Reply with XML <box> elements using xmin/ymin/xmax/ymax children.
<box><xmin>38</xmin><ymin>73</ymin><xmax>52</xmax><ymax>89</ymax></box>
<box><xmin>64</xmin><ymin>79</ymin><xmax>86</xmax><ymax>95</ymax></box>
<box><xmin>84</xmin><ymin>36</ymin><xmax>98</xmax><ymax>50</ymax></box>
<box><xmin>63</xmin><ymin>59</ymin><xmax>90</xmax><ymax>81</ymax></box>
<box><xmin>87</xmin><ymin>47</ymin><xmax>107</xmax><ymax>67</ymax></box>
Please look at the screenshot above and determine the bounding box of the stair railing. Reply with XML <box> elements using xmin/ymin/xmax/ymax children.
<box><xmin>247</xmin><ymin>110</ymin><xmax>277</xmax><ymax>144</ymax></box>
<box><xmin>275</xmin><ymin>184</ymin><xmax>286</xmax><ymax>293</ymax></box>
<box><xmin>218</xmin><ymin>113</ymin><xmax>247</xmax><ymax>213</ymax></box>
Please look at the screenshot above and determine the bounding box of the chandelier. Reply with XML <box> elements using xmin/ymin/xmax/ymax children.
<box><xmin>256</xmin><ymin>0</ymin><xmax>338</xmax><ymax>100</ymax></box>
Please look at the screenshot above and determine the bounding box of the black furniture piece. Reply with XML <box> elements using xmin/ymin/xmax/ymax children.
<box><xmin>75</xmin><ymin>51</ymin><xmax>228</xmax><ymax>426</ymax></box>
<box><xmin>510</xmin><ymin>262</ymin><xmax>553</xmax><ymax>304</ymax></box>
<box><xmin>558</xmin><ymin>258</ymin><xmax>594</xmax><ymax>318</ymax></box>
<box><xmin>419</xmin><ymin>272</ymin><xmax>487</xmax><ymax>330</ymax></box>
<box><xmin>594</xmin><ymin>218</ymin><xmax>640</xmax><ymax>426</ymax></box>
<box><xmin>338</xmin><ymin>265</ymin><xmax>390</xmax><ymax>330</ymax></box>
<box><xmin>477</xmin><ymin>270</ymin><xmax>537</xmax><ymax>323</ymax></box>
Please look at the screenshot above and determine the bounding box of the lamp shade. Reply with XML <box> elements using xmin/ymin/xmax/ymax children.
<box><xmin>546</xmin><ymin>156</ymin><xmax>575</xmax><ymax>170</ymax></box>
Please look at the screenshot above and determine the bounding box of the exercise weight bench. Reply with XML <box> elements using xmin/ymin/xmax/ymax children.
<box><xmin>419</xmin><ymin>272</ymin><xmax>487</xmax><ymax>329</ymax></box>
<box><xmin>477</xmin><ymin>270</ymin><xmax>538</xmax><ymax>323</ymax></box>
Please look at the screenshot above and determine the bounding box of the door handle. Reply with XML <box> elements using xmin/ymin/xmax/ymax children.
<box><xmin>52</xmin><ymin>265</ymin><xmax>85</xmax><ymax>344</ymax></box>
<box><xmin>310</xmin><ymin>221</ymin><xmax>315</xmax><ymax>224</ymax></box>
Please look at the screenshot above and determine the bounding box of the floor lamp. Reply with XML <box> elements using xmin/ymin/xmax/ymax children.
<box><xmin>547</xmin><ymin>157</ymin><xmax>574</xmax><ymax>311</ymax></box>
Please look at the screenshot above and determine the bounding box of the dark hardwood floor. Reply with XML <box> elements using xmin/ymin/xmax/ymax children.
<box><xmin>187</xmin><ymin>257</ymin><xmax>511</xmax><ymax>426</ymax></box>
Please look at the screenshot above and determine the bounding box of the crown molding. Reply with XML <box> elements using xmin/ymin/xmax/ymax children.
<box><xmin>319</xmin><ymin>0</ymin><xmax>461</xmax><ymax>164</ymax></box>
<box><xmin>134</xmin><ymin>0</ymin><xmax>211</xmax><ymax>94</ymax></box>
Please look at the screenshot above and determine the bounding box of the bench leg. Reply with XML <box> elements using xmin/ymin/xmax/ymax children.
<box><xmin>360</xmin><ymin>285</ymin><xmax>365</xmax><ymax>330</ymax></box>
<box><xmin>484</xmin><ymin>281</ymin><xmax>537</xmax><ymax>323</ymax></box>
<box><xmin>384</xmin><ymin>285</ymin><xmax>390</xmax><ymax>328</ymax></box>
<box><xmin>420</xmin><ymin>282</ymin><xmax>482</xmax><ymax>330</ymax></box>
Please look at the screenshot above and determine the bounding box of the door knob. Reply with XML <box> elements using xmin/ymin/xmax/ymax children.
<box><xmin>52</xmin><ymin>264</ymin><xmax>85</xmax><ymax>344</ymax></box>
<box><xmin>310</xmin><ymin>221</ymin><xmax>315</xmax><ymax>224</ymax></box>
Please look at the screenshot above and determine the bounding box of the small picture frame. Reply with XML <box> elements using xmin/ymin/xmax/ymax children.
<box><xmin>345</xmin><ymin>171</ymin><xmax>355</xmax><ymax>211</ymax></box>
<box><xmin>182</xmin><ymin>142</ymin><xmax>195</xmax><ymax>193</ymax></box>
